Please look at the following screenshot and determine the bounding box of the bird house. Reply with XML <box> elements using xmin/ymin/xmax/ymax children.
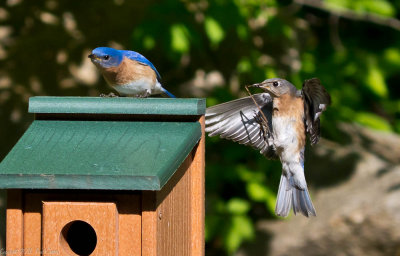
<box><xmin>0</xmin><ymin>97</ymin><xmax>205</xmax><ymax>256</ymax></box>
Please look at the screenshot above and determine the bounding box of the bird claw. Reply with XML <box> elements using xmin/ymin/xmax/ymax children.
<box><xmin>134</xmin><ymin>94</ymin><xmax>147</xmax><ymax>98</ymax></box>
<box><xmin>134</xmin><ymin>91</ymin><xmax>151</xmax><ymax>98</ymax></box>
<box><xmin>100</xmin><ymin>92</ymin><xmax>119</xmax><ymax>98</ymax></box>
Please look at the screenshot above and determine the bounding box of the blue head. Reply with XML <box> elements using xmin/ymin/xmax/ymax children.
<box><xmin>88</xmin><ymin>47</ymin><xmax>124</xmax><ymax>69</ymax></box>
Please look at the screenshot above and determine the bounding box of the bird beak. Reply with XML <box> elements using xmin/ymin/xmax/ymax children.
<box><xmin>88</xmin><ymin>54</ymin><xmax>99</xmax><ymax>60</ymax></box>
<box><xmin>250</xmin><ymin>81</ymin><xmax>271</xmax><ymax>90</ymax></box>
<box><xmin>88</xmin><ymin>54</ymin><xmax>102</xmax><ymax>63</ymax></box>
<box><xmin>248</xmin><ymin>81</ymin><xmax>278</xmax><ymax>97</ymax></box>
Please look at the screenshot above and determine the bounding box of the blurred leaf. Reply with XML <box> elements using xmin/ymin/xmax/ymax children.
<box><xmin>170</xmin><ymin>24</ymin><xmax>190</xmax><ymax>53</ymax></box>
<box><xmin>237</xmin><ymin>58</ymin><xmax>252</xmax><ymax>73</ymax></box>
<box><xmin>265</xmin><ymin>67</ymin><xmax>278</xmax><ymax>79</ymax></box>
<box><xmin>354</xmin><ymin>0</ymin><xmax>396</xmax><ymax>17</ymax></box>
<box><xmin>354</xmin><ymin>112</ymin><xmax>393</xmax><ymax>131</ymax></box>
<box><xmin>247</xmin><ymin>182</ymin><xmax>276</xmax><ymax>214</ymax></box>
<box><xmin>384</xmin><ymin>48</ymin><xmax>400</xmax><ymax>68</ymax></box>
<box><xmin>283</xmin><ymin>25</ymin><xmax>294</xmax><ymax>40</ymax></box>
<box><xmin>301</xmin><ymin>53</ymin><xmax>315</xmax><ymax>73</ymax></box>
<box><xmin>143</xmin><ymin>36</ymin><xmax>155</xmax><ymax>50</ymax></box>
<box><xmin>343</xmin><ymin>62</ymin><xmax>358</xmax><ymax>76</ymax></box>
<box><xmin>204</xmin><ymin>16</ymin><xmax>225</xmax><ymax>47</ymax></box>
<box><xmin>224</xmin><ymin>215</ymin><xmax>254</xmax><ymax>254</ymax></box>
<box><xmin>325</xmin><ymin>0</ymin><xmax>396</xmax><ymax>17</ymax></box>
<box><xmin>206</xmin><ymin>97</ymin><xmax>219</xmax><ymax>107</ymax></box>
<box><xmin>237</xmin><ymin>165</ymin><xmax>265</xmax><ymax>182</ymax></box>
<box><xmin>247</xmin><ymin>182</ymin><xmax>269</xmax><ymax>201</ymax></box>
<box><xmin>236</xmin><ymin>24</ymin><xmax>248</xmax><ymax>40</ymax></box>
<box><xmin>324</xmin><ymin>0</ymin><xmax>351</xmax><ymax>12</ymax></box>
<box><xmin>226</xmin><ymin>198</ymin><xmax>250</xmax><ymax>215</ymax></box>
<box><xmin>365</xmin><ymin>60</ymin><xmax>388</xmax><ymax>98</ymax></box>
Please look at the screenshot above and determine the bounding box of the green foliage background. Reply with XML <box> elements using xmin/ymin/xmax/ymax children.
<box><xmin>1</xmin><ymin>0</ymin><xmax>400</xmax><ymax>254</ymax></box>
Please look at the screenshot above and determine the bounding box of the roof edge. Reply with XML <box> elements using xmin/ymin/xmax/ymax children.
<box><xmin>29</xmin><ymin>97</ymin><xmax>206</xmax><ymax>116</ymax></box>
<box><xmin>0</xmin><ymin>173</ymin><xmax>162</xmax><ymax>191</ymax></box>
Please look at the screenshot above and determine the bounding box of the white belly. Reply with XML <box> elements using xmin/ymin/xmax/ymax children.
<box><xmin>113</xmin><ymin>79</ymin><xmax>158</xmax><ymax>96</ymax></box>
<box><xmin>272</xmin><ymin>116</ymin><xmax>300</xmax><ymax>162</ymax></box>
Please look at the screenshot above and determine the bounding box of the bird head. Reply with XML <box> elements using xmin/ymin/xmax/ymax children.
<box><xmin>88</xmin><ymin>47</ymin><xmax>123</xmax><ymax>69</ymax></box>
<box><xmin>249</xmin><ymin>78</ymin><xmax>296</xmax><ymax>97</ymax></box>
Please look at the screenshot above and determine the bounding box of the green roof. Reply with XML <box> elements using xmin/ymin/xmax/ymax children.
<box><xmin>0</xmin><ymin>97</ymin><xmax>204</xmax><ymax>190</ymax></box>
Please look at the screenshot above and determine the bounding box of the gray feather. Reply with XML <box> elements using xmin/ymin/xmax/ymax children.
<box><xmin>276</xmin><ymin>175</ymin><xmax>316</xmax><ymax>217</ymax></box>
<box><xmin>205</xmin><ymin>93</ymin><xmax>277</xmax><ymax>159</ymax></box>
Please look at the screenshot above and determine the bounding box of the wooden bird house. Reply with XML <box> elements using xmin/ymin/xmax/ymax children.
<box><xmin>0</xmin><ymin>97</ymin><xmax>205</xmax><ymax>256</ymax></box>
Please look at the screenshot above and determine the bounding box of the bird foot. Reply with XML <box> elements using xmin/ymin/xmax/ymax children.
<box><xmin>100</xmin><ymin>92</ymin><xmax>119</xmax><ymax>98</ymax></box>
<box><xmin>134</xmin><ymin>92</ymin><xmax>151</xmax><ymax>98</ymax></box>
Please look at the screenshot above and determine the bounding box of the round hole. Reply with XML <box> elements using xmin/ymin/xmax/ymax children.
<box><xmin>60</xmin><ymin>220</ymin><xmax>97</xmax><ymax>256</ymax></box>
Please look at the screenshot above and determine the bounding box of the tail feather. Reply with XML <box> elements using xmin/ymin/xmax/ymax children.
<box><xmin>275</xmin><ymin>175</ymin><xmax>316</xmax><ymax>217</ymax></box>
<box><xmin>292</xmin><ymin>187</ymin><xmax>316</xmax><ymax>217</ymax></box>
<box><xmin>275</xmin><ymin>175</ymin><xmax>292</xmax><ymax>216</ymax></box>
<box><xmin>161</xmin><ymin>87</ymin><xmax>176</xmax><ymax>98</ymax></box>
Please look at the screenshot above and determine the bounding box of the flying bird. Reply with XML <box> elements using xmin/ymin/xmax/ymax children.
<box><xmin>205</xmin><ymin>78</ymin><xmax>331</xmax><ymax>217</ymax></box>
<box><xmin>89</xmin><ymin>47</ymin><xmax>175</xmax><ymax>98</ymax></box>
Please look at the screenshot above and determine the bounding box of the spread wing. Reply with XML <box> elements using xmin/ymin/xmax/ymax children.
<box><xmin>302</xmin><ymin>78</ymin><xmax>331</xmax><ymax>145</ymax></box>
<box><xmin>205</xmin><ymin>93</ymin><xmax>277</xmax><ymax>159</ymax></box>
<box><xmin>120</xmin><ymin>50</ymin><xmax>162</xmax><ymax>81</ymax></box>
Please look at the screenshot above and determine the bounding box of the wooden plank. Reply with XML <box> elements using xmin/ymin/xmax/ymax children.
<box><xmin>142</xmin><ymin>116</ymin><xmax>205</xmax><ymax>255</ymax></box>
<box><xmin>190</xmin><ymin>116</ymin><xmax>205</xmax><ymax>256</ymax></box>
<box><xmin>142</xmin><ymin>191</ymin><xmax>157</xmax><ymax>256</ymax></box>
<box><xmin>23</xmin><ymin>193</ymin><xmax>42</xmax><ymax>256</ymax></box>
<box><xmin>117</xmin><ymin>194</ymin><xmax>141</xmax><ymax>256</ymax></box>
<box><xmin>6</xmin><ymin>189</ymin><xmax>23</xmax><ymax>256</ymax></box>
<box><xmin>156</xmin><ymin>153</ymin><xmax>193</xmax><ymax>255</ymax></box>
<box><xmin>42</xmin><ymin>201</ymin><xmax>118</xmax><ymax>256</ymax></box>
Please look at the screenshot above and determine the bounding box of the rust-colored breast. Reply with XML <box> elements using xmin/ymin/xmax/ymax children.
<box><xmin>274</xmin><ymin>94</ymin><xmax>306</xmax><ymax>150</ymax></box>
<box><xmin>101</xmin><ymin>57</ymin><xmax>157</xmax><ymax>86</ymax></box>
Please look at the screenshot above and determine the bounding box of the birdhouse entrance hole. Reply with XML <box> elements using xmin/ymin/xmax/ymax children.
<box><xmin>60</xmin><ymin>220</ymin><xmax>97</xmax><ymax>256</ymax></box>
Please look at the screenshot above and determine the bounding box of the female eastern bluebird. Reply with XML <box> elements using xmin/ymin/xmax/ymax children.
<box><xmin>88</xmin><ymin>47</ymin><xmax>175</xmax><ymax>98</ymax></box>
<box><xmin>205</xmin><ymin>78</ymin><xmax>331</xmax><ymax>217</ymax></box>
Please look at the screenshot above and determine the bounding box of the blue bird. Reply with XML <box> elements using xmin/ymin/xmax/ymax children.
<box><xmin>88</xmin><ymin>47</ymin><xmax>175</xmax><ymax>98</ymax></box>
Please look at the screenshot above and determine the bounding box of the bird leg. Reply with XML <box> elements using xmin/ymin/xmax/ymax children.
<box><xmin>245</xmin><ymin>85</ymin><xmax>273</xmax><ymax>139</ymax></box>
<box><xmin>100</xmin><ymin>92</ymin><xmax>119</xmax><ymax>97</ymax></box>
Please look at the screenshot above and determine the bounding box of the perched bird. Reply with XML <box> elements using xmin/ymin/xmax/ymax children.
<box><xmin>205</xmin><ymin>78</ymin><xmax>331</xmax><ymax>217</ymax></box>
<box><xmin>88</xmin><ymin>47</ymin><xmax>175</xmax><ymax>98</ymax></box>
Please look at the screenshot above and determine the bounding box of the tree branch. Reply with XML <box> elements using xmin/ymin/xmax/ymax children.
<box><xmin>294</xmin><ymin>0</ymin><xmax>400</xmax><ymax>31</ymax></box>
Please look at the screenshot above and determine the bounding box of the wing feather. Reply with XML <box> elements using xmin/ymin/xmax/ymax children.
<box><xmin>302</xmin><ymin>78</ymin><xmax>331</xmax><ymax>145</ymax></box>
<box><xmin>120</xmin><ymin>50</ymin><xmax>162</xmax><ymax>81</ymax></box>
<box><xmin>205</xmin><ymin>93</ymin><xmax>277</xmax><ymax>159</ymax></box>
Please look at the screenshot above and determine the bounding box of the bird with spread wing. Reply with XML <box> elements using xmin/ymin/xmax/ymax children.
<box><xmin>205</xmin><ymin>78</ymin><xmax>331</xmax><ymax>217</ymax></box>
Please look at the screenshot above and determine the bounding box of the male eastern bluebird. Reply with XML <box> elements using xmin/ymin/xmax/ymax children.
<box><xmin>205</xmin><ymin>78</ymin><xmax>331</xmax><ymax>217</ymax></box>
<box><xmin>88</xmin><ymin>47</ymin><xmax>175</xmax><ymax>98</ymax></box>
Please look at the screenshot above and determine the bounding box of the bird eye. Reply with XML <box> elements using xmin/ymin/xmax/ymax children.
<box><xmin>273</xmin><ymin>81</ymin><xmax>279</xmax><ymax>87</ymax></box>
<box><xmin>104</xmin><ymin>55</ymin><xmax>110</xmax><ymax>60</ymax></box>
